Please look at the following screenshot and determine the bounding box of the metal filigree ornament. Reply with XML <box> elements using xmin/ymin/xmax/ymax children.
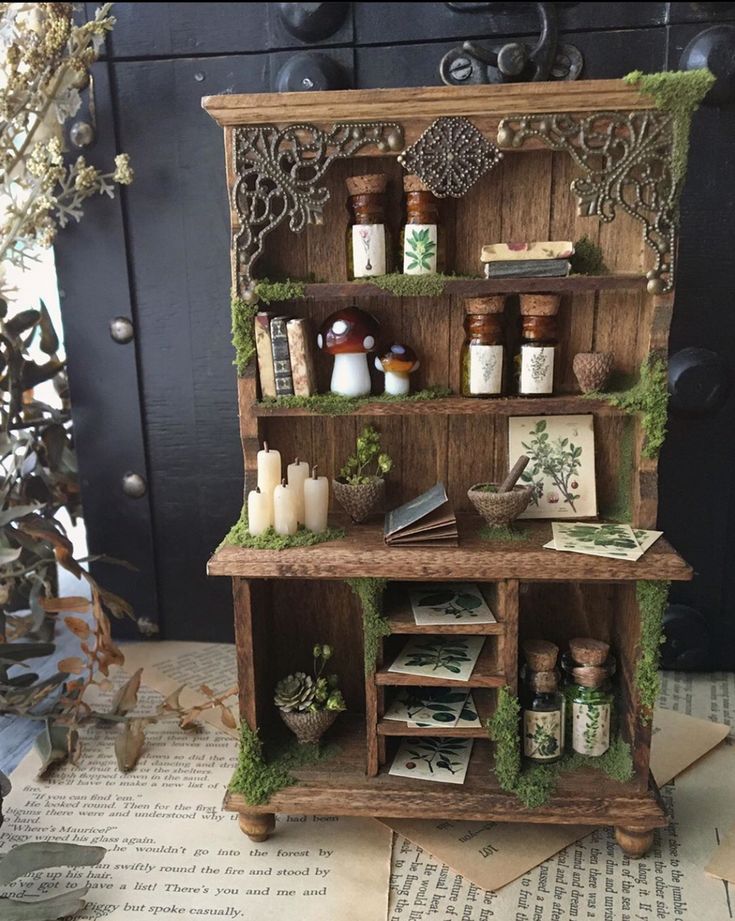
<box><xmin>397</xmin><ymin>116</ymin><xmax>503</xmax><ymax>198</ymax></box>
<box><xmin>232</xmin><ymin>122</ymin><xmax>403</xmax><ymax>296</ymax></box>
<box><xmin>497</xmin><ymin>111</ymin><xmax>678</xmax><ymax>293</ymax></box>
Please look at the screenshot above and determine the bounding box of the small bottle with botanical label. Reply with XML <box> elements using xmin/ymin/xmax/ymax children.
<box><xmin>521</xmin><ymin>640</ymin><xmax>564</xmax><ymax>764</ymax></box>
<box><xmin>402</xmin><ymin>175</ymin><xmax>443</xmax><ymax>275</ymax></box>
<box><xmin>345</xmin><ymin>174</ymin><xmax>390</xmax><ymax>279</ymax></box>
<box><xmin>563</xmin><ymin>638</ymin><xmax>615</xmax><ymax>758</ymax></box>
<box><xmin>460</xmin><ymin>296</ymin><xmax>506</xmax><ymax>398</ymax></box>
<box><xmin>516</xmin><ymin>293</ymin><xmax>560</xmax><ymax>397</ymax></box>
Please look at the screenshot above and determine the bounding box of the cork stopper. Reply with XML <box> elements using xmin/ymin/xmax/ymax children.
<box><xmin>529</xmin><ymin>669</ymin><xmax>559</xmax><ymax>694</ymax></box>
<box><xmin>464</xmin><ymin>295</ymin><xmax>506</xmax><ymax>315</ymax></box>
<box><xmin>569</xmin><ymin>637</ymin><xmax>610</xmax><ymax>666</ymax></box>
<box><xmin>523</xmin><ymin>639</ymin><xmax>559</xmax><ymax>672</ymax></box>
<box><xmin>519</xmin><ymin>293</ymin><xmax>561</xmax><ymax>316</ymax></box>
<box><xmin>346</xmin><ymin>174</ymin><xmax>388</xmax><ymax>196</ymax></box>
<box><xmin>403</xmin><ymin>174</ymin><xmax>431</xmax><ymax>193</ymax></box>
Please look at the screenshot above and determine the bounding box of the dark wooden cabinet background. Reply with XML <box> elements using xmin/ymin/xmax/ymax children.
<box><xmin>54</xmin><ymin>3</ymin><xmax>735</xmax><ymax>667</ymax></box>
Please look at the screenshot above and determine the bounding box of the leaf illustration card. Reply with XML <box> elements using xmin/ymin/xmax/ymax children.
<box><xmin>509</xmin><ymin>415</ymin><xmax>597</xmax><ymax>519</ymax></box>
<box><xmin>389</xmin><ymin>737</ymin><xmax>473</xmax><ymax>784</ymax></box>
<box><xmin>633</xmin><ymin>528</ymin><xmax>663</xmax><ymax>554</ymax></box>
<box><xmin>384</xmin><ymin>688</ymin><xmax>467</xmax><ymax>726</ymax></box>
<box><xmin>551</xmin><ymin>521</ymin><xmax>643</xmax><ymax>561</ymax></box>
<box><xmin>388</xmin><ymin>636</ymin><xmax>485</xmax><ymax>682</ymax></box>
<box><xmin>409</xmin><ymin>583</ymin><xmax>496</xmax><ymax>625</ymax></box>
<box><xmin>454</xmin><ymin>692</ymin><xmax>481</xmax><ymax>729</ymax></box>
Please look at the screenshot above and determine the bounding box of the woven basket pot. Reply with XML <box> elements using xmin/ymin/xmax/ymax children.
<box><xmin>333</xmin><ymin>476</ymin><xmax>385</xmax><ymax>523</ymax></box>
<box><xmin>279</xmin><ymin>708</ymin><xmax>339</xmax><ymax>745</ymax></box>
<box><xmin>467</xmin><ymin>483</ymin><xmax>533</xmax><ymax>527</ymax></box>
<box><xmin>573</xmin><ymin>351</ymin><xmax>614</xmax><ymax>393</ymax></box>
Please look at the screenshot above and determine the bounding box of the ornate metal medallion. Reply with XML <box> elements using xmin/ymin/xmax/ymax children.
<box><xmin>497</xmin><ymin>111</ymin><xmax>678</xmax><ymax>293</ymax></box>
<box><xmin>232</xmin><ymin>122</ymin><xmax>403</xmax><ymax>294</ymax></box>
<box><xmin>397</xmin><ymin>116</ymin><xmax>503</xmax><ymax>198</ymax></box>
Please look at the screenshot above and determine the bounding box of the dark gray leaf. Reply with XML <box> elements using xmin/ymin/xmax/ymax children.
<box><xmin>0</xmin><ymin>643</ymin><xmax>55</xmax><ymax>663</ymax></box>
<box><xmin>0</xmin><ymin>843</ymin><xmax>104</xmax><ymax>885</ymax></box>
<box><xmin>0</xmin><ymin>890</ymin><xmax>89</xmax><ymax>920</ymax></box>
<box><xmin>33</xmin><ymin>723</ymin><xmax>78</xmax><ymax>775</ymax></box>
<box><xmin>4</xmin><ymin>310</ymin><xmax>40</xmax><ymax>336</ymax></box>
<box><xmin>38</xmin><ymin>301</ymin><xmax>59</xmax><ymax>355</ymax></box>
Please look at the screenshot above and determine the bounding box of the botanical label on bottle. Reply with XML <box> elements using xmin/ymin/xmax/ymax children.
<box><xmin>352</xmin><ymin>224</ymin><xmax>386</xmax><ymax>277</ymax></box>
<box><xmin>520</xmin><ymin>345</ymin><xmax>555</xmax><ymax>394</ymax></box>
<box><xmin>403</xmin><ymin>224</ymin><xmax>437</xmax><ymax>275</ymax></box>
<box><xmin>469</xmin><ymin>345</ymin><xmax>503</xmax><ymax>395</ymax></box>
<box><xmin>572</xmin><ymin>701</ymin><xmax>610</xmax><ymax>756</ymax></box>
<box><xmin>523</xmin><ymin>710</ymin><xmax>562</xmax><ymax>761</ymax></box>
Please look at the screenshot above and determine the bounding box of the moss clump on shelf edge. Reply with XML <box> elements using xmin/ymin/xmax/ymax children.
<box><xmin>346</xmin><ymin>578</ymin><xmax>389</xmax><ymax>677</ymax></box>
<box><xmin>254</xmin><ymin>278</ymin><xmax>308</xmax><ymax>304</ymax></box>
<box><xmin>353</xmin><ymin>273</ymin><xmax>479</xmax><ymax>297</ymax></box>
<box><xmin>623</xmin><ymin>69</ymin><xmax>715</xmax><ymax>187</ymax></box>
<box><xmin>229</xmin><ymin>724</ymin><xmax>340</xmax><ymax>805</ymax></box>
<box><xmin>636</xmin><ymin>580</ymin><xmax>670</xmax><ymax>721</ymax></box>
<box><xmin>569</xmin><ymin>235</ymin><xmax>608</xmax><ymax>276</ymax></box>
<box><xmin>221</xmin><ymin>507</ymin><xmax>345</xmax><ymax>551</ymax></box>
<box><xmin>478</xmin><ymin>523</ymin><xmax>530</xmax><ymax>542</ymax></box>
<box><xmin>599</xmin><ymin>415</ymin><xmax>634</xmax><ymax>523</ymax></box>
<box><xmin>231</xmin><ymin>293</ymin><xmax>259</xmax><ymax>376</ymax></box>
<box><xmin>259</xmin><ymin>386</ymin><xmax>453</xmax><ymax>416</ymax></box>
<box><xmin>487</xmin><ymin>687</ymin><xmax>634</xmax><ymax>808</ymax></box>
<box><xmin>587</xmin><ymin>355</ymin><xmax>668</xmax><ymax>460</ymax></box>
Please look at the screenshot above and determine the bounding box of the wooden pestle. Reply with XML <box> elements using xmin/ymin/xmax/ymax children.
<box><xmin>498</xmin><ymin>455</ymin><xmax>530</xmax><ymax>494</ymax></box>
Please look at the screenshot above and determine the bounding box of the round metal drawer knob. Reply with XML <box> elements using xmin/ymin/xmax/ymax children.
<box><xmin>122</xmin><ymin>472</ymin><xmax>147</xmax><ymax>498</ymax></box>
<box><xmin>275</xmin><ymin>52</ymin><xmax>346</xmax><ymax>92</ymax></box>
<box><xmin>668</xmin><ymin>346</ymin><xmax>731</xmax><ymax>417</ymax></box>
<box><xmin>110</xmin><ymin>316</ymin><xmax>134</xmax><ymax>344</ymax></box>
<box><xmin>277</xmin><ymin>2</ymin><xmax>348</xmax><ymax>41</ymax></box>
<box><xmin>70</xmin><ymin>120</ymin><xmax>95</xmax><ymax>148</ymax></box>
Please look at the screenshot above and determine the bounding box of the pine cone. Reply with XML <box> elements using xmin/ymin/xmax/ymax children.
<box><xmin>573</xmin><ymin>351</ymin><xmax>614</xmax><ymax>393</ymax></box>
<box><xmin>274</xmin><ymin>673</ymin><xmax>316</xmax><ymax>712</ymax></box>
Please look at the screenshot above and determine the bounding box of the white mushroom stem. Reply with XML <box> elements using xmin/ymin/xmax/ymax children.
<box><xmin>330</xmin><ymin>352</ymin><xmax>372</xmax><ymax>397</ymax></box>
<box><xmin>384</xmin><ymin>370</ymin><xmax>410</xmax><ymax>396</ymax></box>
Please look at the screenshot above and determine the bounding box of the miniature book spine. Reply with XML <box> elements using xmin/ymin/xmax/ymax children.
<box><xmin>255</xmin><ymin>312</ymin><xmax>276</xmax><ymax>399</ymax></box>
<box><xmin>270</xmin><ymin>316</ymin><xmax>294</xmax><ymax>397</ymax></box>
<box><xmin>286</xmin><ymin>318</ymin><xmax>317</xmax><ymax>397</ymax></box>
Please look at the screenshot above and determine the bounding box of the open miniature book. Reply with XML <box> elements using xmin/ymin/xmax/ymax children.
<box><xmin>384</xmin><ymin>483</ymin><xmax>458</xmax><ymax>547</ymax></box>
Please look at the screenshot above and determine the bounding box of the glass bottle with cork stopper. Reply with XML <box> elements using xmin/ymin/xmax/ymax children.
<box><xmin>562</xmin><ymin>637</ymin><xmax>615</xmax><ymax>758</ymax></box>
<box><xmin>521</xmin><ymin>639</ymin><xmax>565</xmax><ymax>764</ymax></box>
<box><xmin>402</xmin><ymin>174</ymin><xmax>443</xmax><ymax>275</ymax></box>
<box><xmin>517</xmin><ymin>293</ymin><xmax>560</xmax><ymax>396</ymax></box>
<box><xmin>345</xmin><ymin>174</ymin><xmax>390</xmax><ymax>279</ymax></box>
<box><xmin>460</xmin><ymin>295</ymin><xmax>506</xmax><ymax>398</ymax></box>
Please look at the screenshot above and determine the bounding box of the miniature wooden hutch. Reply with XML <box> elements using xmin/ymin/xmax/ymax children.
<box><xmin>204</xmin><ymin>80</ymin><xmax>692</xmax><ymax>857</ymax></box>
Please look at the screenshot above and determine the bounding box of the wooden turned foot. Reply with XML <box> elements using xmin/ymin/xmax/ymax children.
<box><xmin>615</xmin><ymin>825</ymin><xmax>654</xmax><ymax>858</ymax></box>
<box><xmin>239</xmin><ymin>813</ymin><xmax>275</xmax><ymax>842</ymax></box>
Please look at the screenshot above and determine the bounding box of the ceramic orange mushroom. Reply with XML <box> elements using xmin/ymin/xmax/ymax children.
<box><xmin>317</xmin><ymin>307</ymin><xmax>380</xmax><ymax>397</ymax></box>
<box><xmin>374</xmin><ymin>344</ymin><xmax>420</xmax><ymax>395</ymax></box>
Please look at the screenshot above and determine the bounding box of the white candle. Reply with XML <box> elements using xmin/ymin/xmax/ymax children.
<box><xmin>273</xmin><ymin>479</ymin><xmax>297</xmax><ymax>536</ymax></box>
<box><xmin>304</xmin><ymin>465</ymin><xmax>329</xmax><ymax>533</ymax></box>
<box><xmin>247</xmin><ymin>487</ymin><xmax>270</xmax><ymax>536</ymax></box>
<box><xmin>256</xmin><ymin>442</ymin><xmax>281</xmax><ymax>527</ymax></box>
<box><xmin>287</xmin><ymin>457</ymin><xmax>310</xmax><ymax>525</ymax></box>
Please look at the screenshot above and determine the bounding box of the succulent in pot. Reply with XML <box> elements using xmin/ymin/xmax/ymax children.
<box><xmin>333</xmin><ymin>425</ymin><xmax>392</xmax><ymax>523</ymax></box>
<box><xmin>317</xmin><ymin>306</ymin><xmax>380</xmax><ymax>397</ymax></box>
<box><xmin>374</xmin><ymin>344</ymin><xmax>420</xmax><ymax>396</ymax></box>
<box><xmin>274</xmin><ymin>644</ymin><xmax>346</xmax><ymax>745</ymax></box>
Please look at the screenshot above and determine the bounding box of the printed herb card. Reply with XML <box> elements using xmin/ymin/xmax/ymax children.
<box><xmin>388</xmin><ymin>636</ymin><xmax>485</xmax><ymax>682</ymax></box>
<box><xmin>384</xmin><ymin>688</ymin><xmax>468</xmax><ymax>727</ymax></box>
<box><xmin>544</xmin><ymin>526</ymin><xmax>663</xmax><ymax>559</ymax></box>
<box><xmin>454</xmin><ymin>692</ymin><xmax>481</xmax><ymax>729</ymax></box>
<box><xmin>509</xmin><ymin>415</ymin><xmax>597</xmax><ymax>519</ymax></box>
<box><xmin>389</xmin><ymin>737</ymin><xmax>473</xmax><ymax>784</ymax></box>
<box><xmin>409</xmin><ymin>583</ymin><xmax>496</xmax><ymax>625</ymax></box>
<box><xmin>551</xmin><ymin>522</ymin><xmax>643</xmax><ymax>561</ymax></box>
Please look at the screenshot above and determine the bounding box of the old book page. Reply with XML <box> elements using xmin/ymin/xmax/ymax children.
<box><xmin>705</xmin><ymin>818</ymin><xmax>735</xmax><ymax>884</ymax></box>
<box><xmin>0</xmin><ymin>677</ymin><xmax>392</xmax><ymax>921</ymax></box>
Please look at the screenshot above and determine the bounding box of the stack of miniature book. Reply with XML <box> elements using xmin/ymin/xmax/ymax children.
<box><xmin>481</xmin><ymin>241</ymin><xmax>574</xmax><ymax>278</ymax></box>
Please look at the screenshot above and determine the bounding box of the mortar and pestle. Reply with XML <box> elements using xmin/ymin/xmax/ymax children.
<box><xmin>467</xmin><ymin>455</ymin><xmax>533</xmax><ymax>527</ymax></box>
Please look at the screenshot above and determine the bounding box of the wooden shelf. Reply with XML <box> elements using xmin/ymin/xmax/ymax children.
<box><xmin>376</xmin><ymin>639</ymin><xmax>503</xmax><ymax>688</ymax></box>
<box><xmin>253</xmin><ymin>394</ymin><xmax>624</xmax><ymax>418</ymax></box>
<box><xmin>377</xmin><ymin>691</ymin><xmax>495</xmax><ymax>739</ymax></box>
<box><xmin>224</xmin><ymin>716</ymin><xmax>666</xmax><ymax>827</ymax></box>
<box><xmin>272</xmin><ymin>274</ymin><xmax>646</xmax><ymax>302</ymax></box>
<box><xmin>208</xmin><ymin>518</ymin><xmax>693</xmax><ymax>582</ymax></box>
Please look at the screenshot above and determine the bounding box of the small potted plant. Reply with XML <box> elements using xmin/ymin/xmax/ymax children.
<box><xmin>274</xmin><ymin>644</ymin><xmax>346</xmax><ymax>745</ymax></box>
<box><xmin>333</xmin><ymin>425</ymin><xmax>392</xmax><ymax>523</ymax></box>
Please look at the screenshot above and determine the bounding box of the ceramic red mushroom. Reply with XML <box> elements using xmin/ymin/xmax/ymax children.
<box><xmin>374</xmin><ymin>344</ymin><xmax>420</xmax><ymax>395</ymax></box>
<box><xmin>317</xmin><ymin>307</ymin><xmax>380</xmax><ymax>397</ymax></box>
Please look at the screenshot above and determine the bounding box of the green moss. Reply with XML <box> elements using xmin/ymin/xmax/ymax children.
<box><xmin>346</xmin><ymin>578</ymin><xmax>390</xmax><ymax>677</ymax></box>
<box><xmin>488</xmin><ymin>686</ymin><xmax>521</xmax><ymax>791</ymax></box>
<box><xmin>636</xmin><ymin>580</ymin><xmax>670</xmax><ymax>720</ymax></box>
<box><xmin>591</xmin><ymin>355</ymin><xmax>669</xmax><ymax>460</ymax></box>
<box><xmin>259</xmin><ymin>386</ymin><xmax>452</xmax><ymax>417</ymax></box>
<box><xmin>623</xmin><ymin>69</ymin><xmax>715</xmax><ymax>186</ymax></box>
<box><xmin>353</xmin><ymin>273</ymin><xmax>479</xmax><ymax>297</ymax></box>
<box><xmin>254</xmin><ymin>278</ymin><xmax>307</xmax><ymax>304</ymax></box>
<box><xmin>570</xmin><ymin>235</ymin><xmax>608</xmax><ymax>276</ymax></box>
<box><xmin>231</xmin><ymin>293</ymin><xmax>258</xmax><ymax>376</ymax></box>
<box><xmin>221</xmin><ymin>506</ymin><xmax>345</xmax><ymax>551</ymax></box>
<box><xmin>478</xmin><ymin>524</ymin><xmax>530</xmax><ymax>542</ymax></box>
<box><xmin>600</xmin><ymin>416</ymin><xmax>634</xmax><ymax>523</ymax></box>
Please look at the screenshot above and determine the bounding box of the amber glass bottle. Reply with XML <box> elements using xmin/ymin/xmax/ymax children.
<box><xmin>517</xmin><ymin>315</ymin><xmax>558</xmax><ymax>396</ymax></box>
<box><xmin>402</xmin><ymin>175</ymin><xmax>443</xmax><ymax>275</ymax></box>
<box><xmin>521</xmin><ymin>667</ymin><xmax>565</xmax><ymax>764</ymax></box>
<box><xmin>460</xmin><ymin>296</ymin><xmax>506</xmax><ymax>397</ymax></box>
<box><xmin>345</xmin><ymin>174</ymin><xmax>390</xmax><ymax>279</ymax></box>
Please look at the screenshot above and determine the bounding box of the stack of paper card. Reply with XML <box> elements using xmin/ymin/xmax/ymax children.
<box><xmin>384</xmin><ymin>688</ymin><xmax>482</xmax><ymax>729</ymax></box>
<box><xmin>384</xmin><ymin>483</ymin><xmax>458</xmax><ymax>547</ymax></box>
<box><xmin>545</xmin><ymin>522</ymin><xmax>663</xmax><ymax>561</ymax></box>
<box><xmin>408</xmin><ymin>583</ymin><xmax>496</xmax><ymax>625</ymax></box>
<box><xmin>480</xmin><ymin>241</ymin><xmax>574</xmax><ymax>278</ymax></box>
<box><xmin>388</xmin><ymin>737</ymin><xmax>474</xmax><ymax>784</ymax></box>
<box><xmin>388</xmin><ymin>636</ymin><xmax>485</xmax><ymax>682</ymax></box>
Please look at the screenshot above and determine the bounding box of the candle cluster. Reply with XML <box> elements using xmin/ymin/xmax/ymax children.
<box><xmin>248</xmin><ymin>443</ymin><xmax>329</xmax><ymax>537</ymax></box>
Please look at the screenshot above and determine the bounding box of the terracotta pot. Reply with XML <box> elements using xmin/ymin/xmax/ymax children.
<box><xmin>573</xmin><ymin>352</ymin><xmax>614</xmax><ymax>393</ymax></box>
<box><xmin>333</xmin><ymin>476</ymin><xmax>385</xmax><ymax>523</ymax></box>
<box><xmin>519</xmin><ymin>293</ymin><xmax>561</xmax><ymax>316</ymax></box>
<box><xmin>279</xmin><ymin>708</ymin><xmax>339</xmax><ymax>745</ymax></box>
<box><xmin>467</xmin><ymin>483</ymin><xmax>533</xmax><ymax>527</ymax></box>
